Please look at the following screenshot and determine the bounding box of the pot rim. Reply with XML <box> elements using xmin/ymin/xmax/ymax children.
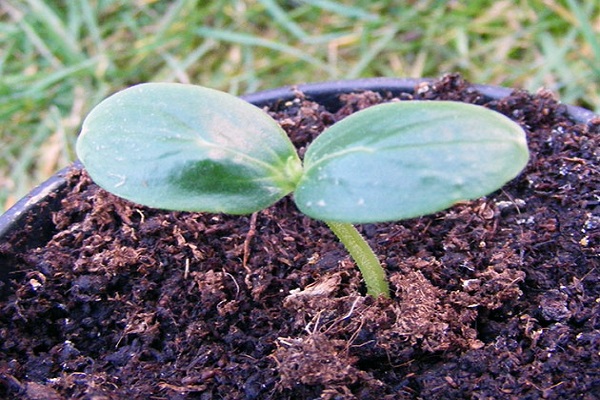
<box><xmin>0</xmin><ymin>77</ymin><xmax>596</xmax><ymax>286</ymax></box>
<box><xmin>242</xmin><ymin>77</ymin><xmax>596</xmax><ymax>124</ymax></box>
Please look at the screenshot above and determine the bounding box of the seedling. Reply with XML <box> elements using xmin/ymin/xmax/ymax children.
<box><xmin>76</xmin><ymin>83</ymin><xmax>529</xmax><ymax>298</ymax></box>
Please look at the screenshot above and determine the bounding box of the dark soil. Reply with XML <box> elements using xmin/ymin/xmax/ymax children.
<box><xmin>1</xmin><ymin>74</ymin><xmax>599</xmax><ymax>399</ymax></box>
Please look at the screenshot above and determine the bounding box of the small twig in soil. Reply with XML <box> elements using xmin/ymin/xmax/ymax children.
<box><xmin>242</xmin><ymin>212</ymin><xmax>258</xmax><ymax>273</ymax></box>
<box><xmin>305</xmin><ymin>310</ymin><xmax>323</xmax><ymax>335</ymax></box>
<box><xmin>134</xmin><ymin>209</ymin><xmax>145</xmax><ymax>223</ymax></box>
<box><xmin>184</xmin><ymin>258</ymin><xmax>190</xmax><ymax>280</ymax></box>
<box><xmin>341</xmin><ymin>296</ymin><xmax>361</xmax><ymax>320</ymax></box>
<box><xmin>224</xmin><ymin>271</ymin><xmax>241</xmax><ymax>299</ymax></box>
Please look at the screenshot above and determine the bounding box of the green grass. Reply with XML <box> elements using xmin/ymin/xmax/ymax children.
<box><xmin>1</xmin><ymin>0</ymin><xmax>599</xmax><ymax>212</ymax></box>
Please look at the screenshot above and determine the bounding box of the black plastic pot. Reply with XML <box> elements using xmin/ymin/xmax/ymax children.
<box><xmin>0</xmin><ymin>77</ymin><xmax>595</xmax><ymax>297</ymax></box>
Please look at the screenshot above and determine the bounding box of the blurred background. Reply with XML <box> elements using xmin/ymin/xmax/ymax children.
<box><xmin>1</xmin><ymin>0</ymin><xmax>599</xmax><ymax>213</ymax></box>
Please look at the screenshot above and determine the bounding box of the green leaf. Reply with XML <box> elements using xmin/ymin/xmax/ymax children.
<box><xmin>76</xmin><ymin>83</ymin><xmax>302</xmax><ymax>214</ymax></box>
<box><xmin>294</xmin><ymin>101</ymin><xmax>529</xmax><ymax>223</ymax></box>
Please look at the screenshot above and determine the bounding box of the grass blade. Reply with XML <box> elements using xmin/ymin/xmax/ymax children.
<box><xmin>300</xmin><ymin>0</ymin><xmax>379</xmax><ymax>21</ymax></box>
<box><xmin>195</xmin><ymin>27</ymin><xmax>333</xmax><ymax>76</ymax></box>
<box><xmin>257</xmin><ymin>0</ymin><xmax>309</xmax><ymax>40</ymax></box>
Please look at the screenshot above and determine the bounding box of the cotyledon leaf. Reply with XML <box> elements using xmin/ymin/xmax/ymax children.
<box><xmin>76</xmin><ymin>83</ymin><xmax>303</xmax><ymax>214</ymax></box>
<box><xmin>294</xmin><ymin>101</ymin><xmax>529</xmax><ymax>223</ymax></box>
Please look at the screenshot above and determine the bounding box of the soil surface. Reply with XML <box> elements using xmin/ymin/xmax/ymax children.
<box><xmin>1</xmin><ymin>74</ymin><xmax>599</xmax><ymax>399</ymax></box>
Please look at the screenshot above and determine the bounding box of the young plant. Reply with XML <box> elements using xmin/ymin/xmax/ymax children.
<box><xmin>76</xmin><ymin>83</ymin><xmax>529</xmax><ymax>298</ymax></box>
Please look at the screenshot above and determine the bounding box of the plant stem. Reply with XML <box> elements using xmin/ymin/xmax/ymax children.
<box><xmin>325</xmin><ymin>221</ymin><xmax>390</xmax><ymax>298</ymax></box>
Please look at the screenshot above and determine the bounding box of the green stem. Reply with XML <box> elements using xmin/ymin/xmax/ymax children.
<box><xmin>325</xmin><ymin>221</ymin><xmax>390</xmax><ymax>298</ymax></box>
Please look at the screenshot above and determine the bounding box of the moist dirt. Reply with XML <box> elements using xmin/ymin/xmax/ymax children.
<box><xmin>1</xmin><ymin>75</ymin><xmax>598</xmax><ymax>399</ymax></box>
